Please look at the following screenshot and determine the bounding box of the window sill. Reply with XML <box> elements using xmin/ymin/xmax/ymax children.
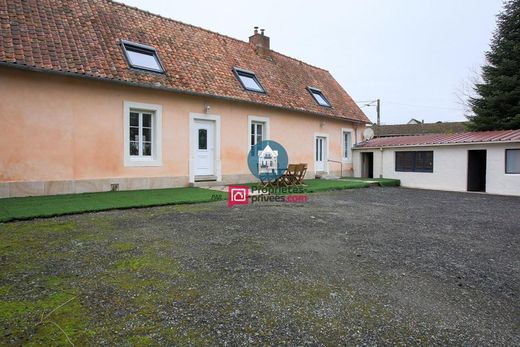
<box><xmin>124</xmin><ymin>157</ymin><xmax>162</xmax><ymax>167</ymax></box>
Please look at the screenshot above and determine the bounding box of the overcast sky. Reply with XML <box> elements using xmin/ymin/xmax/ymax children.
<box><xmin>117</xmin><ymin>0</ymin><xmax>503</xmax><ymax>124</ymax></box>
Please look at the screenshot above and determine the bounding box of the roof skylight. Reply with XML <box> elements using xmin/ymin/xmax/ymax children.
<box><xmin>308</xmin><ymin>87</ymin><xmax>331</xmax><ymax>107</ymax></box>
<box><xmin>233</xmin><ymin>67</ymin><xmax>265</xmax><ymax>93</ymax></box>
<box><xmin>121</xmin><ymin>40</ymin><xmax>164</xmax><ymax>73</ymax></box>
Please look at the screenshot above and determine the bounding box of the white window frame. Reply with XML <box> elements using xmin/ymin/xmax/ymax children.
<box><xmin>341</xmin><ymin>128</ymin><xmax>354</xmax><ymax>162</ymax></box>
<box><xmin>247</xmin><ymin>115</ymin><xmax>270</xmax><ymax>151</ymax></box>
<box><xmin>123</xmin><ymin>101</ymin><xmax>162</xmax><ymax>167</ymax></box>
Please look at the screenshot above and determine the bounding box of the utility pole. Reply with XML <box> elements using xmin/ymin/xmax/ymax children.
<box><xmin>376</xmin><ymin>99</ymin><xmax>381</xmax><ymax>126</ymax></box>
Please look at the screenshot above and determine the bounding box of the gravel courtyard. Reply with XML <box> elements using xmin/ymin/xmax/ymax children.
<box><xmin>1</xmin><ymin>187</ymin><xmax>519</xmax><ymax>346</ymax></box>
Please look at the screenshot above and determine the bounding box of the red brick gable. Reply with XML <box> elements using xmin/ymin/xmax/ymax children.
<box><xmin>0</xmin><ymin>0</ymin><xmax>369</xmax><ymax>123</ymax></box>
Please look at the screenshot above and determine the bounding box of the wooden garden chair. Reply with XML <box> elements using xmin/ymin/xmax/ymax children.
<box><xmin>296</xmin><ymin>163</ymin><xmax>308</xmax><ymax>185</ymax></box>
<box><xmin>281</xmin><ymin>164</ymin><xmax>298</xmax><ymax>186</ymax></box>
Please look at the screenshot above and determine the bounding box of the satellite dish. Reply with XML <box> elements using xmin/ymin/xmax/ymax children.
<box><xmin>363</xmin><ymin>128</ymin><xmax>374</xmax><ymax>141</ymax></box>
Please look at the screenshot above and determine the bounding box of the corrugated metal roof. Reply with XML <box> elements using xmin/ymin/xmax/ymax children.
<box><xmin>370</xmin><ymin>121</ymin><xmax>468</xmax><ymax>137</ymax></box>
<box><xmin>355</xmin><ymin>130</ymin><xmax>520</xmax><ymax>148</ymax></box>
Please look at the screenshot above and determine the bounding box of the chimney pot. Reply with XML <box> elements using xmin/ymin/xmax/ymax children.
<box><xmin>248</xmin><ymin>27</ymin><xmax>270</xmax><ymax>56</ymax></box>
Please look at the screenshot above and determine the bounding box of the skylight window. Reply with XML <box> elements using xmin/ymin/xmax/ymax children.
<box><xmin>308</xmin><ymin>87</ymin><xmax>331</xmax><ymax>107</ymax></box>
<box><xmin>121</xmin><ymin>40</ymin><xmax>164</xmax><ymax>73</ymax></box>
<box><xmin>233</xmin><ymin>68</ymin><xmax>265</xmax><ymax>93</ymax></box>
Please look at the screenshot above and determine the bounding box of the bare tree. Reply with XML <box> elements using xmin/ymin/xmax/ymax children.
<box><xmin>455</xmin><ymin>65</ymin><xmax>483</xmax><ymax>119</ymax></box>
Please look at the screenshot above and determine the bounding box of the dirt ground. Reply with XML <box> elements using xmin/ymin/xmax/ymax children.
<box><xmin>1</xmin><ymin>187</ymin><xmax>519</xmax><ymax>346</ymax></box>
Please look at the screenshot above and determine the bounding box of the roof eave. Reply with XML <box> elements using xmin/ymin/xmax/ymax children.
<box><xmin>353</xmin><ymin>140</ymin><xmax>520</xmax><ymax>150</ymax></box>
<box><xmin>1</xmin><ymin>61</ymin><xmax>370</xmax><ymax>124</ymax></box>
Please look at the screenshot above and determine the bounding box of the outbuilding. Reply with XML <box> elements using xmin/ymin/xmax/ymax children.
<box><xmin>352</xmin><ymin>130</ymin><xmax>520</xmax><ymax>196</ymax></box>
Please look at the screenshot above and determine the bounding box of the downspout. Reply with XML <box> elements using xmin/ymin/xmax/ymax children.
<box><xmin>379</xmin><ymin>147</ymin><xmax>384</xmax><ymax>178</ymax></box>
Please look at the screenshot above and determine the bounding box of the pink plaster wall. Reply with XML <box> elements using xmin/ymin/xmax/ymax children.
<box><xmin>0</xmin><ymin>67</ymin><xmax>364</xmax><ymax>183</ymax></box>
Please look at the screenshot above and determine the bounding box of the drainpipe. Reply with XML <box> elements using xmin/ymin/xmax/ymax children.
<box><xmin>379</xmin><ymin>147</ymin><xmax>384</xmax><ymax>178</ymax></box>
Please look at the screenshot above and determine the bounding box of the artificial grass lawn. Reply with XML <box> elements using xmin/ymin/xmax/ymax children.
<box><xmin>339</xmin><ymin>177</ymin><xmax>401</xmax><ymax>187</ymax></box>
<box><xmin>300</xmin><ymin>179</ymin><xmax>370</xmax><ymax>192</ymax></box>
<box><xmin>0</xmin><ymin>187</ymin><xmax>227</xmax><ymax>223</ymax></box>
<box><xmin>0</xmin><ymin>178</ymin><xmax>400</xmax><ymax>223</ymax></box>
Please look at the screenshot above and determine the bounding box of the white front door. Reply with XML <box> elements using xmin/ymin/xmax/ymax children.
<box><xmin>193</xmin><ymin>120</ymin><xmax>215</xmax><ymax>176</ymax></box>
<box><xmin>315</xmin><ymin>136</ymin><xmax>326</xmax><ymax>172</ymax></box>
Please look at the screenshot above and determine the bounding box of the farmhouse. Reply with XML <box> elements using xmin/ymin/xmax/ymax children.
<box><xmin>0</xmin><ymin>0</ymin><xmax>369</xmax><ymax>198</ymax></box>
<box><xmin>353</xmin><ymin>130</ymin><xmax>520</xmax><ymax>196</ymax></box>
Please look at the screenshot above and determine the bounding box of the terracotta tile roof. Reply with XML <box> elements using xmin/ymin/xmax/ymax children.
<box><xmin>355</xmin><ymin>130</ymin><xmax>520</xmax><ymax>148</ymax></box>
<box><xmin>0</xmin><ymin>0</ymin><xmax>369</xmax><ymax>123</ymax></box>
<box><xmin>371</xmin><ymin>121</ymin><xmax>468</xmax><ymax>137</ymax></box>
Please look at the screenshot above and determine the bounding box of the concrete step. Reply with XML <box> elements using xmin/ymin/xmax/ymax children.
<box><xmin>190</xmin><ymin>179</ymin><xmax>220</xmax><ymax>188</ymax></box>
<box><xmin>315</xmin><ymin>172</ymin><xmax>340</xmax><ymax>180</ymax></box>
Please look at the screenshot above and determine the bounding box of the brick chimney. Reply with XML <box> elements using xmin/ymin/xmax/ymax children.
<box><xmin>249</xmin><ymin>27</ymin><xmax>270</xmax><ymax>56</ymax></box>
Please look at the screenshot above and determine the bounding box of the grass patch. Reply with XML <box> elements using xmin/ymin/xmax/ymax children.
<box><xmin>0</xmin><ymin>187</ymin><xmax>226</xmax><ymax>223</ymax></box>
<box><xmin>110</xmin><ymin>242</ymin><xmax>136</xmax><ymax>253</ymax></box>
<box><xmin>0</xmin><ymin>291</ymin><xmax>89</xmax><ymax>345</ymax></box>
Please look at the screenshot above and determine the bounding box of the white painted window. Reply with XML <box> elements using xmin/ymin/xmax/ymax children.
<box><xmin>124</xmin><ymin>101</ymin><xmax>162</xmax><ymax>167</ymax></box>
<box><xmin>341</xmin><ymin>129</ymin><xmax>353</xmax><ymax>161</ymax></box>
<box><xmin>129</xmin><ymin>111</ymin><xmax>153</xmax><ymax>157</ymax></box>
<box><xmin>251</xmin><ymin>122</ymin><xmax>264</xmax><ymax>147</ymax></box>
<box><xmin>248</xmin><ymin>115</ymin><xmax>270</xmax><ymax>151</ymax></box>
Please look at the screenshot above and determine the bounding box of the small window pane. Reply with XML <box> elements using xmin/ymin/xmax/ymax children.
<box><xmin>256</xmin><ymin>123</ymin><xmax>263</xmax><ymax>135</ymax></box>
<box><xmin>506</xmin><ymin>149</ymin><xmax>520</xmax><ymax>173</ymax></box>
<box><xmin>343</xmin><ymin>132</ymin><xmax>351</xmax><ymax>158</ymax></box>
<box><xmin>198</xmin><ymin>129</ymin><xmax>207</xmax><ymax>150</ymax></box>
<box><xmin>239</xmin><ymin>74</ymin><xmax>263</xmax><ymax>92</ymax></box>
<box><xmin>315</xmin><ymin>139</ymin><xmax>319</xmax><ymax>161</ymax></box>
<box><xmin>415</xmin><ymin>151</ymin><xmax>433</xmax><ymax>172</ymax></box>
<box><xmin>129</xmin><ymin>141</ymin><xmax>139</xmax><ymax>156</ymax></box>
<box><xmin>309</xmin><ymin>88</ymin><xmax>331</xmax><ymax>107</ymax></box>
<box><xmin>251</xmin><ymin>122</ymin><xmax>265</xmax><ymax>147</ymax></box>
<box><xmin>314</xmin><ymin>93</ymin><xmax>329</xmax><ymax>106</ymax></box>
<box><xmin>142</xmin><ymin>128</ymin><xmax>151</xmax><ymax>142</ymax></box>
<box><xmin>125</xmin><ymin>46</ymin><xmax>162</xmax><ymax>72</ymax></box>
<box><xmin>130</xmin><ymin>127</ymin><xmax>139</xmax><ymax>141</ymax></box>
<box><xmin>130</xmin><ymin>113</ymin><xmax>139</xmax><ymax>126</ymax></box>
<box><xmin>142</xmin><ymin>114</ymin><xmax>152</xmax><ymax>128</ymax></box>
<box><xmin>234</xmin><ymin>69</ymin><xmax>265</xmax><ymax>93</ymax></box>
<box><xmin>143</xmin><ymin>142</ymin><xmax>152</xmax><ymax>156</ymax></box>
<box><xmin>396</xmin><ymin>152</ymin><xmax>415</xmax><ymax>172</ymax></box>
